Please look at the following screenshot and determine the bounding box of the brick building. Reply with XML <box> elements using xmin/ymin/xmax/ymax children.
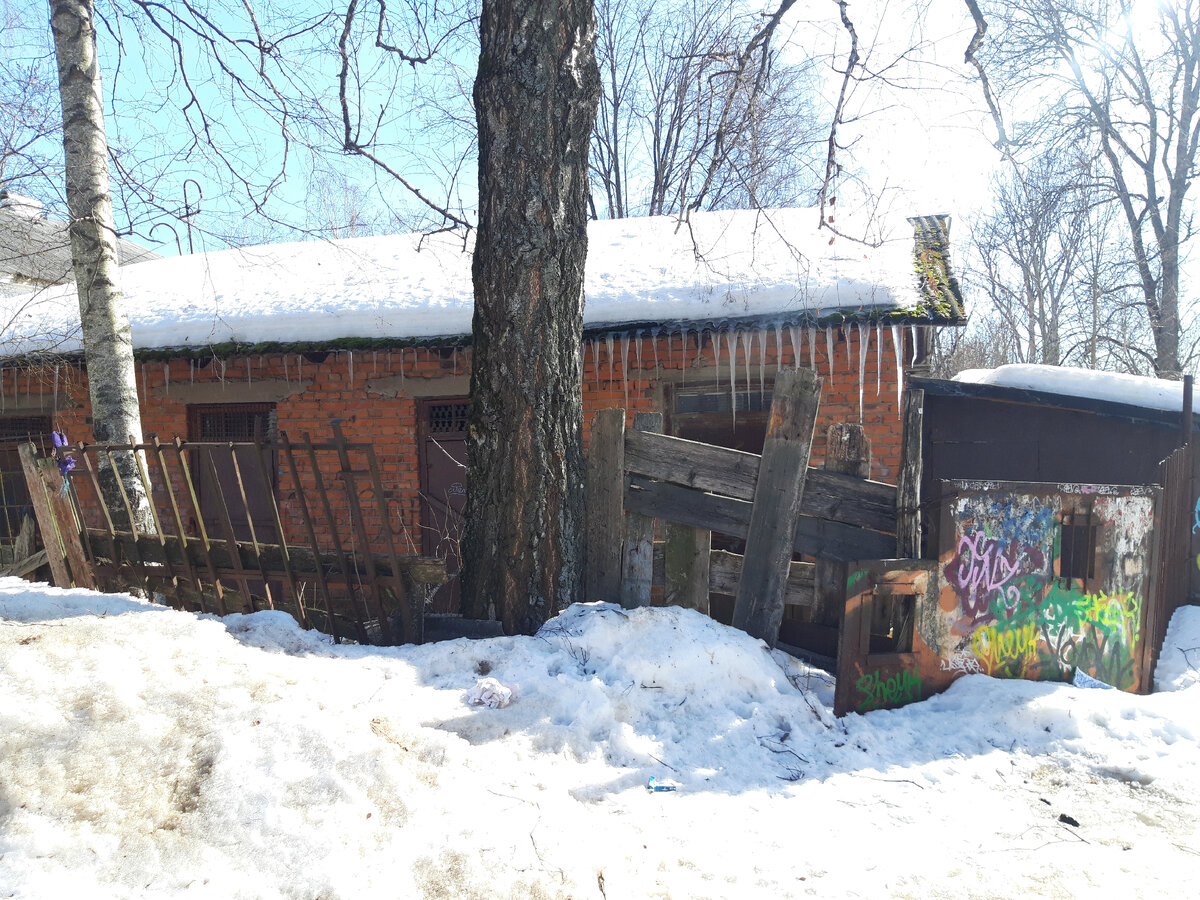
<box><xmin>0</xmin><ymin>208</ymin><xmax>964</xmax><ymax>608</ymax></box>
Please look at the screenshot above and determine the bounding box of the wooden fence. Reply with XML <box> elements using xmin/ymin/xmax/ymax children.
<box><xmin>16</xmin><ymin>426</ymin><xmax>445</xmax><ymax>645</ymax></box>
<box><xmin>584</xmin><ymin>368</ymin><xmax>898</xmax><ymax>643</ymax></box>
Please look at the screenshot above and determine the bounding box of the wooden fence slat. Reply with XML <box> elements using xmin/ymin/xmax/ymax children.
<box><xmin>47</xmin><ymin>469</ymin><xmax>95</xmax><ymax>590</ymax></box>
<box><xmin>18</xmin><ymin>443</ymin><xmax>72</xmax><ymax>587</ymax></box>
<box><xmin>625</xmin><ymin>476</ymin><xmax>894</xmax><ymax>562</ymax></box>
<box><xmin>585</xmin><ymin>408</ymin><xmax>626</xmax><ymax>604</ymax></box>
<box><xmin>707</xmin><ymin>550</ymin><xmax>814</xmax><ymax>608</ymax></box>
<box><xmin>279</xmin><ymin>431</ymin><xmax>341</xmax><ymax>640</ymax></box>
<box><xmin>171</xmin><ymin>436</ymin><xmax>228</xmax><ymax>615</ymax></box>
<box><xmin>621</xmin><ymin>412</ymin><xmax>661</xmax><ymax>609</ymax></box>
<box><xmin>663</xmin><ymin>524</ymin><xmax>710</xmax><ymax>612</ymax></box>
<box><xmin>896</xmin><ymin>388</ymin><xmax>925</xmax><ymax>558</ymax></box>
<box><xmin>733</xmin><ymin>368</ymin><xmax>822</xmax><ymax>646</ymax></box>
<box><xmin>624</xmin><ymin>428</ymin><xmax>896</xmax><ymax>532</ymax></box>
<box><xmin>813</xmin><ymin>425</ymin><xmax>871</xmax><ymax>628</ymax></box>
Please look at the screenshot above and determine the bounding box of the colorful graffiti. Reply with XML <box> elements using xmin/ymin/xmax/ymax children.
<box><xmin>943</xmin><ymin>496</ymin><xmax>1056</xmax><ymax>621</ymax></box>
<box><xmin>856</xmin><ymin>668</ymin><xmax>922</xmax><ymax>712</ymax></box>
<box><xmin>939</xmin><ymin>490</ymin><xmax>1152</xmax><ymax>692</ymax></box>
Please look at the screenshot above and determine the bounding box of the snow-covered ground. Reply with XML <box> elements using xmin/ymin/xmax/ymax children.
<box><xmin>1</xmin><ymin>579</ymin><xmax>1197</xmax><ymax>899</ymax></box>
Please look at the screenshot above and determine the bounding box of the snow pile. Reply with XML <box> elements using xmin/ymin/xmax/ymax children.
<box><xmin>0</xmin><ymin>209</ymin><xmax>926</xmax><ymax>355</ymax></box>
<box><xmin>955</xmin><ymin>363</ymin><xmax>1200</xmax><ymax>414</ymax></box>
<box><xmin>1155</xmin><ymin>604</ymin><xmax>1200</xmax><ymax>693</ymax></box>
<box><xmin>1</xmin><ymin>582</ymin><xmax>1198</xmax><ymax>898</ymax></box>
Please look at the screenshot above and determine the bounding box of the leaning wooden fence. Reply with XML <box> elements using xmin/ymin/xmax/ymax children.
<box><xmin>17</xmin><ymin>425</ymin><xmax>445</xmax><ymax>645</ymax></box>
<box><xmin>584</xmin><ymin>368</ymin><xmax>898</xmax><ymax>644</ymax></box>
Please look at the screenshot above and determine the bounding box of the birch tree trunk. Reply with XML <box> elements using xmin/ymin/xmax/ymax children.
<box><xmin>50</xmin><ymin>0</ymin><xmax>150</xmax><ymax>529</ymax></box>
<box><xmin>461</xmin><ymin>0</ymin><xmax>600</xmax><ymax>634</ymax></box>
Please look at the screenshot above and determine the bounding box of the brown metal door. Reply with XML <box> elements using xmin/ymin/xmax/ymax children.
<box><xmin>0</xmin><ymin>416</ymin><xmax>52</xmax><ymax>553</ymax></box>
<box><xmin>187</xmin><ymin>404</ymin><xmax>278</xmax><ymax>544</ymax></box>
<box><xmin>419</xmin><ymin>399</ymin><xmax>468</xmax><ymax>614</ymax></box>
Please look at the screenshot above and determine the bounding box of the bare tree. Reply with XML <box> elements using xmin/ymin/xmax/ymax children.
<box><xmin>963</xmin><ymin>0</ymin><xmax>1200</xmax><ymax>379</ymax></box>
<box><xmin>461</xmin><ymin>0</ymin><xmax>600</xmax><ymax>634</ymax></box>
<box><xmin>49</xmin><ymin>0</ymin><xmax>149</xmax><ymax>525</ymax></box>
<box><xmin>589</xmin><ymin>0</ymin><xmax>823</xmax><ymax>219</ymax></box>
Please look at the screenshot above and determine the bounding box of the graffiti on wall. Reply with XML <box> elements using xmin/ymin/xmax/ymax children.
<box><xmin>857</xmin><ymin>668</ymin><xmax>922</xmax><ymax>712</ymax></box>
<box><xmin>938</xmin><ymin>491</ymin><xmax>1152</xmax><ymax>691</ymax></box>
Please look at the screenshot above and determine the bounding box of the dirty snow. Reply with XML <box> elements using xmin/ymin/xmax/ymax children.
<box><xmin>1</xmin><ymin>580</ymin><xmax>1197</xmax><ymax>899</ymax></box>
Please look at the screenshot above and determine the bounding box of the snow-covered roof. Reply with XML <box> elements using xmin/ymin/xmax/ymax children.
<box><xmin>954</xmin><ymin>364</ymin><xmax>1200</xmax><ymax>415</ymax></box>
<box><xmin>0</xmin><ymin>208</ymin><xmax>963</xmax><ymax>357</ymax></box>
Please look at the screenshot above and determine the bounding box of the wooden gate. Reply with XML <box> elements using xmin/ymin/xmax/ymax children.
<box><xmin>584</xmin><ymin>368</ymin><xmax>898</xmax><ymax>645</ymax></box>
<box><xmin>16</xmin><ymin>425</ymin><xmax>445</xmax><ymax>645</ymax></box>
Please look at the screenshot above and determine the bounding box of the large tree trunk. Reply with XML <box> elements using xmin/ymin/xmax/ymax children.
<box><xmin>50</xmin><ymin>0</ymin><xmax>150</xmax><ymax>529</ymax></box>
<box><xmin>462</xmin><ymin>0</ymin><xmax>600</xmax><ymax>634</ymax></box>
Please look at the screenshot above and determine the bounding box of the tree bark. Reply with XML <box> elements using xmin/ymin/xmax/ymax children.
<box><xmin>50</xmin><ymin>0</ymin><xmax>150</xmax><ymax>529</ymax></box>
<box><xmin>461</xmin><ymin>0</ymin><xmax>600</xmax><ymax>634</ymax></box>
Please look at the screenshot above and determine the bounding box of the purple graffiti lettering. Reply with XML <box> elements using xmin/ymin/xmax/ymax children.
<box><xmin>944</xmin><ymin>533</ymin><xmax>1026</xmax><ymax>619</ymax></box>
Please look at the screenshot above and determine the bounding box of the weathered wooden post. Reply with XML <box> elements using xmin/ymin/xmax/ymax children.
<box><xmin>18</xmin><ymin>442</ymin><xmax>95</xmax><ymax>589</ymax></box>
<box><xmin>585</xmin><ymin>408</ymin><xmax>626</xmax><ymax>604</ymax></box>
<box><xmin>896</xmin><ymin>388</ymin><xmax>925</xmax><ymax>559</ymax></box>
<box><xmin>732</xmin><ymin>367</ymin><xmax>822</xmax><ymax>646</ymax></box>
<box><xmin>620</xmin><ymin>412</ymin><xmax>661</xmax><ymax>608</ymax></box>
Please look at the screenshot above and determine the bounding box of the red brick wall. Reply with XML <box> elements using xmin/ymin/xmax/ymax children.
<box><xmin>1</xmin><ymin>324</ymin><xmax>913</xmax><ymax>548</ymax></box>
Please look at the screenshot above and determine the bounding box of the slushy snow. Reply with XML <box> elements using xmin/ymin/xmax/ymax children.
<box><xmin>1</xmin><ymin>578</ymin><xmax>1197</xmax><ymax>898</ymax></box>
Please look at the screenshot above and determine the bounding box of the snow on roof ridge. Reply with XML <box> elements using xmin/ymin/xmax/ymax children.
<box><xmin>1</xmin><ymin>208</ymin><xmax>945</xmax><ymax>356</ymax></box>
<box><xmin>953</xmin><ymin>363</ymin><xmax>1199</xmax><ymax>414</ymax></box>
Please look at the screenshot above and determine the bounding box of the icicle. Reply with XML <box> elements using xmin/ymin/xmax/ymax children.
<box><xmin>220</xmin><ymin>359</ymin><xmax>226</xmax><ymax>389</ymax></box>
<box><xmin>635</xmin><ymin>330</ymin><xmax>644</xmax><ymax>377</ymax></box>
<box><xmin>190</xmin><ymin>358</ymin><xmax>195</xmax><ymax>385</ymax></box>
<box><xmin>651</xmin><ymin>329</ymin><xmax>660</xmax><ymax>377</ymax></box>
<box><xmin>875</xmin><ymin>323</ymin><xmax>883</xmax><ymax>396</ymax></box>
<box><xmin>606</xmin><ymin>334</ymin><xmax>615</xmax><ymax>385</ymax></box>
<box><xmin>162</xmin><ymin>363</ymin><xmax>168</xmax><ymax>398</ymax></box>
<box><xmin>679</xmin><ymin>328</ymin><xmax>688</xmax><ymax>384</ymax></box>
<box><xmin>910</xmin><ymin>325</ymin><xmax>919</xmax><ymax>369</ymax></box>
<box><xmin>825</xmin><ymin>328</ymin><xmax>835</xmax><ymax>381</ymax></box>
<box><xmin>857</xmin><ymin>323</ymin><xmax>869</xmax><ymax>422</ymax></box>
<box><xmin>25</xmin><ymin>367</ymin><xmax>31</xmax><ymax>398</ymax></box>
<box><xmin>283</xmin><ymin>355</ymin><xmax>288</xmax><ymax>384</ymax></box>
<box><xmin>53</xmin><ymin>364</ymin><xmax>60</xmax><ymax>409</ymax></box>
<box><xmin>845</xmin><ymin>326</ymin><xmax>852</xmax><ymax>374</ymax></box>
<box><xmin>348</xmin><ymin>349</ymin><xmax>354</xmax><ymax>385</ymax></box>
<box><xmin>396</xmin><ymin>349</ymin><xmax>401</xmax><ymax>386</ymax></box>
<box><xmin>808</xmin><ymin>326</ymin><xmax>817</xmax><ymax>372</ymax></box>
<box><xmin>453</xmin><ymin>346</ymin><xmax>458</xmax><ymax>376</ymax></box>
<box><xmin>373</xmin><ymin>350</ymin><xmax>379</xmax><ymax>378</ymax></box>
<box><xmin>664</xmin><ymin>329</ymin><xmax>673</xmax><ymax>367</ymax></box>
<box><xmin>757</xmin><ymin>330</ymin><xmax>766</xmax><ymax>397</ymax></box>
<box><xmin>892</xmin><ymin>325</ymin><xmax>904</xmax><ymax>409</ymax></box>
<box><xmin>140</xmin><ymin>362</ymin><xmax>148</xmax><ymax>401</ymax></box>
<box><xmin>726</xmin><ymin>329</ymin><xmax>738</xmax><ymax>429</ymax></box>
<box><xmin>590</xmin><ymin>340</ymin><xmax>600</xmax><ymax>393</ymax></box>
<box><xmin>740</xmin><ymin>330</ymin><xmax>752</xmax><ymax>402</ymax></box>
<box><xmin>788</xmin><ymin>325</ymin><xmax>802</xmax><ymax>369</ymax></box>
<box><xmin>247</xmin><ymin>357</ymin><xmax>252</xmax><ymax>385</ymax></box>
<box><xmin>774</xmin><ymin>323</ymin><xmax>784</xmax><ymax>368</ymax></box>
<box><xmin>709</xmin><ymin>330</ymin><xmax>720</xmax><ymax>385</ymax></box>
<box><xmin>621</xmin><ymin>334</ymin><xmax>631</xmax><ymax>408</ymax></box>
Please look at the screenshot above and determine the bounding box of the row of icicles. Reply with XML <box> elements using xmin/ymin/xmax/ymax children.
<box><xmin>0</xmin><ymin>323</ymin><xmax>918</xmax><ymax>426</ymax></box>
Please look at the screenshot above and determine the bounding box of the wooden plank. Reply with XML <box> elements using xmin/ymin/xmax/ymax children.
<box><xmin>663</xmin><ymin>524</ymin><xmax>710</xmax><ymax>612</ymax></box>
<box><xmin>171</xmin><ymin>436</ymin><xmax>229</xmax><ymax>616</ymax></box>
<box><xmin>733</xmin><ymin>367</ymin><xmax>822</xmax><ymax>645</ymax></box>
<box><xmin>585</xmin><ymin>408</ymin><xmax>626</xmax><ymax>604</ymax></box>
<box><xmin>18</xmin><ymin>443</ymin><xmax>72</xmax><ymax>587</ymax></box>
<box><xmin>708</xmin><ymin>550</ymin><xmax>814</xmax><ymax>608</ymax></box>
<box><xmin>279</xmin><ymin>431</ymin><xmax>341</xmax><ymax>639</ymax></box>
<box><xmin>621</xmin><ymin>412</ymin><xmax>661</xmax><ymax>608</ymax></box>
<box><xmin>625</xmin><ymin>429</ymin><xmax>896</xmax><ymax>532</ymax></box>
<box><xmin>45</xmin><ymin>467</ymin><xmax>95</xmax><ymax>590</ymax></box>
<box><xmin>625</xmin><ymin>475</ymin><xmax>894</xmax><ymax>561</ymax></box>
<box><xmin>896</xmin><ymin>388</ymin><xmax>925</xmax><ymax>558</ymax></box>
<box><xmin>1</xmin><ymin>548</ymin><xmax>48</xmax><ymax>579</ymax></box>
